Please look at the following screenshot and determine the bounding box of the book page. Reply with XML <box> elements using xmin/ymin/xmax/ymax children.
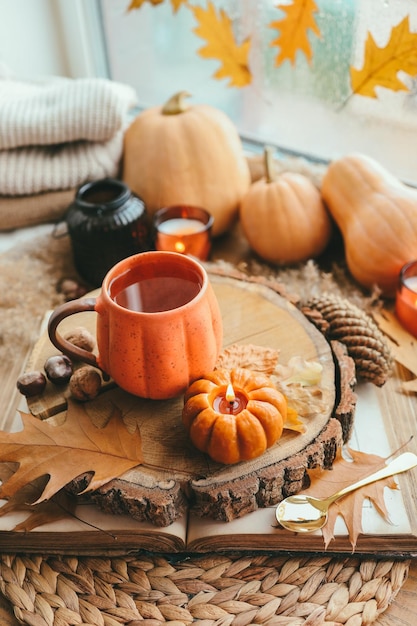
<box><xmin>0</xmin><ymin>500</ymin><xmax>188</xmax><ymax>553</ymax></box>
<box><xmin>186</xmin><ymin>381</ymin><xmax>415</xmax><ymax>553</ymax></box>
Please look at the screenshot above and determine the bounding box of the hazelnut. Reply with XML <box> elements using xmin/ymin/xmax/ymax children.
<box><xmin>44</xmin><ymin>355</ymin><xmax>73</xmax><ymax>385</ymax></box>
<box><xmin>69</xmin><ymin>366</ymin><xmax>102</xmax><ymax>401</ymax></box>
<box><xmin>16</xmin><ymin>371</ymin><xmax>47</xmax><ymax>397</ymax></box>
<box><xmin>57</xmin><ymin>278</ymin><xmax>88</xmax><ymax>301</ymax></box>
<box><xmin>64</xmin><ymin>327</ymin><xmax>95</xmax><ymax>353</ymax></box>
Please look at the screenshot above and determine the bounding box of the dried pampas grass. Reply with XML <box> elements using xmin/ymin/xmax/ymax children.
<box><xmin>0</xmin><ymin>232</ymin><xmax>76</xmax><ymax>363</ymax></box>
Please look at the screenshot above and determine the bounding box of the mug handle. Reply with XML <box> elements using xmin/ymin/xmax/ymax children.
<box><xmin>48</xmin><ymin>297</ymin><xmax>99</xmax><ymax>368</ymax></box>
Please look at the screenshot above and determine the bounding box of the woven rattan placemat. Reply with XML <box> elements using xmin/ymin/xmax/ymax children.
<box><xmin>0</xmin><ymin>553</ymin><xmax>410</xmax><ymax>626</ymax></box>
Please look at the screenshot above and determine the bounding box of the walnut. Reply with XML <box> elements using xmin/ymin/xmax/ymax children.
<box><xmin>69</xmin><ymin>366</ymin><xmax>102</xmax><ymax>401</ymax></box>
<box><xmin>57</xmin><ymin>278</ymin><xmax>88</xmax><ymax>301</ymax></box>
<box><xmin>64</xmin><ymin>326</ymin><xmax>95</xmax><ymax>352</ymax></box>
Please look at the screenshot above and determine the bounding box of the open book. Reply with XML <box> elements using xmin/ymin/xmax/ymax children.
<box><xmin>1</xmin><ymin>377</ymin><xmax>417</xmax><ymax>557</ymax></box>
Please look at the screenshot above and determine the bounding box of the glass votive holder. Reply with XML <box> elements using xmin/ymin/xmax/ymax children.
<box><xmin>153</xmin><ymin>205</ymin><xmax>214</xmax><ymax>261</ymax></box>
<box><xmin>395</xmin><ymin>260</ymin><xmax>417</xmax><ymax>338</ymax></box>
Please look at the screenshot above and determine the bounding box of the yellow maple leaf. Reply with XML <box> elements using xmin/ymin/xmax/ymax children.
<box><xmin>127</xmin><ymin>0</ymin><xmax>185</xmax><ymax>11</ymax></box>
<box><xmin>269</xmin><ymin>0</ymin><xmax>321</xmax><ymax>67</ymax></box>
<box><xmin>127</xmin><ymin>0</ymin><xmax>164</xmax><ymax>9</ymax></box>
<box><xmin>191</xmin><ymin>1</ymin><xmax>252</xmax><ymax>87</ymax></box>
<box><xmin>351</xmin><ymin>16</ymin><xmax>417</xmax><ymax>98</ymax></box>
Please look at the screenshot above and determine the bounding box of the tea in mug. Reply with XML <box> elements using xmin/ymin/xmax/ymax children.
<box><xmin>109</xmin><ymin>266</ymin><xmax>202</xmax><ymax>313</ymax></box>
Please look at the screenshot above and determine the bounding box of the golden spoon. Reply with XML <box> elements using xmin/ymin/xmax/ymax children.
<box><xmin>276</xmin><ymin>451</ymin><xmax>417</xmax><ymax>533</ymax></box>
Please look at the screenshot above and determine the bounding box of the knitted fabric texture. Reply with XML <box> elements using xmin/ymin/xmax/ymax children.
<box><xmin>0</xmin><ymin>188</ymin><xmax>75</xmax><ymax>230</ymax></box>
<box><xmin>0</xmin><ymin>75</ymin><xmax>137</xmax><ymax>198</ymax></box>
<box><xmin>0</xmin><ymin>130</ymin><xmax>124</xmax><ymax>196</ymax></box>
<box><xmin>0</xmin><ymin>77</ymin><xmax>137</xmax><ymax>149</ymax></box>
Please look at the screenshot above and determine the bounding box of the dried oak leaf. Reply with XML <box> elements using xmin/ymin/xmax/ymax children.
<box><xmin>0</xmin><ymin>476</ymin><xmax>77</xmax><ymax>532</ymax></box>
<box><xmin>303</xmin><ymin>447</ymin><xmax>398</xmax><ymax>550</ymax></box>
<box><xmin>191</xmin><ymin>1</ymin><xmax>252</xmax><ymax>87</ymax></box>
<box><xmin>216</xmin><ymin>343</ymin><xmax>279</xmax><ymax>374</ymax></box>
<box><xmin>351</xmin><ymin>16</ymin><xmax>417</xmax><ymax>98</ymax></box>
<box><xmin>269</xmin><ymin>0</ymin><xmax>321</xmax><ymax>67</ymax></box>
<box><xmin>373</xmin><ymin>309</ymin><xmax>417</xmax><ymax>392</ymax></box>
<box><xmin>0</xmin><ymin>400</ymin><xmax>143</xmax><ymax>504</ymax></box>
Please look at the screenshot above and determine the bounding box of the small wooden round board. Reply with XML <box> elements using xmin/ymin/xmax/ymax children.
<box><xmin>25</xmin><ymin>271</ymin><xmax>355</xmax><ymax>527</ymax></box>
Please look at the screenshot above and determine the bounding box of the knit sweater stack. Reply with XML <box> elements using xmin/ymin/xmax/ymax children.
<box><xmin>0</xmin><ymin>74</ymin><xmax>137</xmax><ymax>230</ymax></box>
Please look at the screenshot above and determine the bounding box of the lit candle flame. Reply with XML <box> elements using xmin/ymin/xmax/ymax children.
<box><xmin>225</xmin><ymin>383</ymin><xmax>236</xmax><ymax>403</ymax></box>
<box><xmin>175</xmin><ymin>241</ymin><xmax>186</xmax><ymax>254</ymax></box>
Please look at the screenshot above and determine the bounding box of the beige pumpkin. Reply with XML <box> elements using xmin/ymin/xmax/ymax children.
<box><xmin>122</xmin><ymin>91</ymin><xmax>251</xmax><ymax>236</ymax></box>
<box><xmin>322</xmin><ymin>153</ymin><xmax>417</xmax><ymax>296</ymax></box>
<box><xmin>239</xmin><ymin>148</ymin><xmax>332</xmax><ymax>264</ymax></box>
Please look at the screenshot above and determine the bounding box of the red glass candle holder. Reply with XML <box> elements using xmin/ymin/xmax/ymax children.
<box><xmin>153</xmin><ymin>205</ymin><xmax>213</xmax><ymax>261</ymax></box>
<box><xmin>395</xmin><ymin>261</ymin><xmax>417</xmax><ymax>338</ymax></box>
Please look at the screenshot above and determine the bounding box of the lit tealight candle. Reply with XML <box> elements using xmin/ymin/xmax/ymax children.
<box><xmin>396</xmin><ymin>261</ymin><xmax>417</xmax><ymax>338</ymax></box>
<box><xmin>154</xmin><ymin>205</ymin><xmax>213</xmax><ymax>261</ymax></box>
<box><xmin>213</xmin><ymin>382</ymin><xmax>248</xmax><ymax>415</ymax></box>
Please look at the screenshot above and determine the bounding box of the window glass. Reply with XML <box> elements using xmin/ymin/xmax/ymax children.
<box><xmin>99</xmin><ymin>0</ymin><xmax>417</xmax><ymax>183</ymax></box>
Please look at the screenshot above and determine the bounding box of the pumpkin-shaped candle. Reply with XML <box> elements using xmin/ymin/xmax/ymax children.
<box><xmin>212</xmin><ymin>382</ymin><xmax>247</xmax><ymax>414</ymax></box>
<box><xmin>182</xmin><ymin>368</ymin><xmax>287</xmax><ymax>464</ymax></box>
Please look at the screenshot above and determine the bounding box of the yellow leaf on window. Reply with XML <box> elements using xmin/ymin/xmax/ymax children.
<box><xmin>127</xmin><ymin>0</ymin><xmax>185</xmax><ymax>10</ymax></box>
<box><xmin>127</xmin><ymin>0</ymin><xmax>164</xmax><ymax>9</ymax></box>
<box><xmin>351</xmin><ymin>16</ymin><xmax>417</xmax><ymax>98</ymax></box>
<box><xmin>269</xmin><ymin>0</ymin><xmax>321</xmax><ymax>67</ymax></box>
<box><xmin>191</xmin><ymin>1</ymin><xmax>252</xmax><ymax>87</ymax></box>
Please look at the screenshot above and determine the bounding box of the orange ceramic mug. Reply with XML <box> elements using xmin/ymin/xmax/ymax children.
<box><xmin>48</xmin><ymin>251</ymin><xmax>223</xmax><ymax>399</ymax></box>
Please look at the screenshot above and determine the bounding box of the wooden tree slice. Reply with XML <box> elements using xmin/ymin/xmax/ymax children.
<box><xmin>25</xmin><ymin>273</ymin><xmax>355</xmax><ymax>526</ymax></box>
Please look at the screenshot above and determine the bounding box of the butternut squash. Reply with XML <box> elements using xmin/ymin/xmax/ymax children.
<box><xmin>322</xmin><ymin>153</ymin><xmax>417</xmax><ymax>297</ymax></box>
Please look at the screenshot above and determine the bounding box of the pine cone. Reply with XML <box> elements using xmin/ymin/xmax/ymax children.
<box><xmin>302</xmin><ymin>294</ymin><xmax>393</xmax><ymax>387</ymax></box>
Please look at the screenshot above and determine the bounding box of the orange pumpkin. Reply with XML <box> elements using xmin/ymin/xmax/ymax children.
<box><xmin>240</xmin><ymin>148</ymin><xmax>332</xmax><ymax>263</ymax></box>
<box><xmin>123</xmin><ymin>91</ymin><xmax>251</xmax><ymax>236</ymax></box>
<box><xmin>182</xmin><ymin>368</ymin><xmax>287</xmax><ymax>464</ymax></box>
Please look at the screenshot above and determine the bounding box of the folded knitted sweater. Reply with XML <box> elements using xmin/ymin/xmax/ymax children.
<box><xmin>0</xmin><ymin>75</ymin><xmax>137</xmax><ymax>197</ymax></box>
<box><xmin>0</xmin><ymin>76</ymin><xmax>137</xmax><ymax>149</ymax></box>
<box><xmin>0</xmin><ymin>131</ymin><xmax>124</xmax><ymax>196</ymax></box>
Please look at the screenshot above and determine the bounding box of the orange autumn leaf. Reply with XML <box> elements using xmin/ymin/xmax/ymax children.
<box><xmin>191</xmin><ymin>1</ymin><xmax>252</xmax><ymax>87</ymax></box>
<box><xmin>303</xmin><ymin>447</ymin><xmax>398</xmax><ymax>550</ymax></box>
<box><xmin>0</xmin><ymin>400</ymin><xmax>143</xmax><ymax>504</ymax></box>
<box><xmin>269</xmin><ymin>0</ymin><xmax>321</xmax><ymax>67</ymax></box>
<box><xmin>351</xmin><ymin>16</ymin><xmax>417</xmax><ymax>98</ymax></box>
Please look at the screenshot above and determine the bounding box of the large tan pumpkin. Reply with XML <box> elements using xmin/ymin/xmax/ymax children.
<box><xmin>240</xmin><ymin>148</ymin><xmax>332</xmax><ymax>264</ymax></box>
<box><xmin>322</xmin><ymin>153</ymin><xmax>417</xmax><ymax>296</ymax></box>
<box><xmin>122</xmin><ymin>91</ymin><xmax>251</xmax><ymax>236</ymax></box>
